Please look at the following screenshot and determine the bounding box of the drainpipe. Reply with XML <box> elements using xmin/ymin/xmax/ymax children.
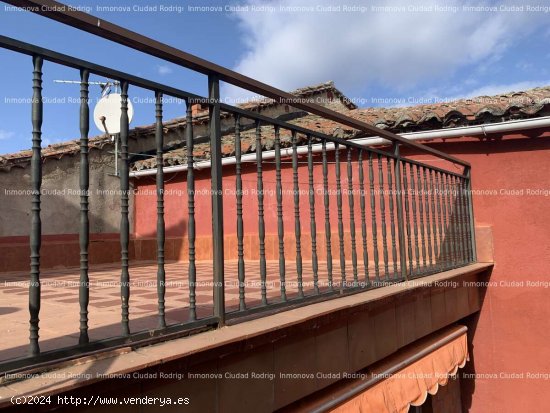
<box><xmin>130</xmin><ymin>116</ymin><xmax>550</xmax><ymax>177</ymax></box>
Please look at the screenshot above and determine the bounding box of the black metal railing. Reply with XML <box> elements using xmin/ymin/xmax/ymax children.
<box><xmin>0</xmin><ymin>0</ymin><xmax>476</xmax><ymax>375</ymax></box>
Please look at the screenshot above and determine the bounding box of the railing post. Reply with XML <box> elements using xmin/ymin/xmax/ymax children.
<box><xmin>78</xmin><ymin>68</ymin><xmax>90</xmax><ymax>344</ymax></box>
<box><xmin>465</xmin><ymin>166</ymin><xmax>477</xmax><ymax>262</ymax></box>
<box><xmin>119</xmin><ymin>80</ymin><xmax>130</xmax><ymax>336</ymax></box>
<box><xmin>393</xmin><ymin>143</ymin><xmax>408</xmax><ymax>281</ymax></box>
<box><xmin>274</xmin><ymin>126</ymin><xmax>287</xmax><ymax>302</ymax></box>
<box><xmin>186</xmin><ymin>99</ymin><xmax>197</xmax><ymax>322</ymax></box>
<box><xmin>209</xmin><ymin>75</ymin><xmax>225</xmax><ymax>326</ymax></box>
<box><xmin>256</xmin><ymin>121</ymin><xmax>268</xmax><ymax>304</ymax></box>
<box><xmin>155</xmin><ymin>91</ymin><xmax>166</xmax><ymax>328</ymax></box>
<box><xmin>322</xmin><ymin>140</ymin><xmax>333</xmax><ymax>290</ymax></box>
<box><xmin>377</xmin><ymin>154</ymin><xmax>389</xmax><ymax>280</ymax></box>
<box><xmin>29</xmin><ymin>55</ymin><xmax>43</xmax><ymax>356</ymax></box>
<box><xmin>235</xmin><ymin>116</ymin><xmax>246</xmax><ymax>310</ymax></box>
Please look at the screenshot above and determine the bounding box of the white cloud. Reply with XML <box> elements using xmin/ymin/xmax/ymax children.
<box><xmin>515</xmin><ymin>61</ymin><xmax>533</xmax><ymax>71</ymax></box>
<box><xmin>156</xmin><ymin>65</ymin><xmax>173</xmax><ymax>76</ymax></box>
<box><xmin>0</xmin><ymin>130</ymin><xmax>15</xmax><ymax>141</ymax></box>
<box><xmin>225</xmin><ymin>0</ymin><xmax>547</xmax><ymax>100</ymax></box>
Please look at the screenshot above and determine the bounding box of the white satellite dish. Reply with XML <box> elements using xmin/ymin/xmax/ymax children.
<box><xmin>93</xmin><ymin>93</ymin><xmax>134</xmax><ymax>134</ymax></box>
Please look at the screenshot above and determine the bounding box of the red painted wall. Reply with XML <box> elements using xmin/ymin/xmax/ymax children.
<box><xmin>133</xmin><ymin>128</ymin><xmax>550</xmax><ymax>412</ymax></box>
<box><xmin>403</xmin><ymin>131</ymin><xmax>550</xmax><ymax>413</ymax></box>
<box><xmin>133</xmin><ymin>150</ymin><xmax>402</xmax><ymax>263</ymax></box>
<box><xmin>133</xmin><ymin>151</ymin><xmax>366</xmax><ymax>238</ymax></box>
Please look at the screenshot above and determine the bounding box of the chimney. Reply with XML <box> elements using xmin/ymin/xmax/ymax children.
<box><xmin>191</xmin><ymin>103</ymin><xmax>206</xmax><ymax>117</ymax></box>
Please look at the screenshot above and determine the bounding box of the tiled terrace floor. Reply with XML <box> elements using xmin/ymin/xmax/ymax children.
<box><xmin>0</xmin><ymin>259</ymin><xmax>379</xmax><ymax>362</ymax></box>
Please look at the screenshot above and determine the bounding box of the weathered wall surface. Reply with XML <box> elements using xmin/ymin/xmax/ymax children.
<box><xmin>0</xmin><ymin>149</ymin><xmax>123</xmax><ymax>237</ymax></box>
<box><xmin>401</xmin><ymin>130</ymin><xmax>550</xmax><ymax>413</ymax></box>
<box><xmin>0</xmin><ymin>90</ymin><xmax>346</xmax><ymax>239</ymax></box>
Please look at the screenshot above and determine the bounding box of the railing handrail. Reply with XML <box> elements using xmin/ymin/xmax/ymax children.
<box><xmin>0</xmin><ymin>32</ymin><xmax>470</xmax><ymax>181</ymax></box>
<box><xmin>3</xmin><ymin>0</ymin><xmax>470</xmax><ymax>168</ymax></box>
<box><xmin>0</xmin><ymin>34</ymin><xmax>433</xmax><ymax>169</ymax></box>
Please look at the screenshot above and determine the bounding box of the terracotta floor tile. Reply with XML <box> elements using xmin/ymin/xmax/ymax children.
<box><xmin>0</xmin><ymin>259</ymin><xmax>382</xmax><ymax>362</ymax></box>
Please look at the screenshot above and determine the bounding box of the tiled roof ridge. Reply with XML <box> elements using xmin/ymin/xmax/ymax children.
<box><xmin>0</xmin><ymin>80</ymin><xmax>351</xmax><ymax>170</ymax></box>
<box><xmin>355</xmin><ymin>86</ymin><xmax>550</xmax><ymax>131</ymax></box>
<box><xmin>2</xmin><ymin>83</ymin><xmax>550</xmax><ymax>172</ymax></box>
<box><xmin>237</xmin><ymin>80</ymin><xmax>358</xmax><ymax>111</ymax></box>
<box><xmin>131</xmin><ymin>85</ymin><xmax>550</xmax><ymax>172</ymax></box>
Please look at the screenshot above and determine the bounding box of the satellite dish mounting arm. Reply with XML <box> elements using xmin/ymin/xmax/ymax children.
<box><xmin>100</xmin><ymin>115</ymin><xmax>119</xmax><ymax>177</ymax></box>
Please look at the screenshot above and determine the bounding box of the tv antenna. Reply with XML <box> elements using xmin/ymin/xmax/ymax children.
<box><xmin>53</xmin><ymin>79</ymin><xmax>120</xmax><ymax>97</ymax></box>
<box><xmin>53</xmin><ymin>78</ymin><xmax>134</xmax><ymax>177</ymax></box>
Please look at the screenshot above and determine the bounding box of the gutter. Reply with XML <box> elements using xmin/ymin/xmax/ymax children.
<box><xmin>130</xmin><ymin>116</ymin><xmax>550</xmax><ymax>177</ymax></box>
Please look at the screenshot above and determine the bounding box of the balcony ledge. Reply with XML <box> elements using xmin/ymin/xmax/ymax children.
<box><xmin>0</xmin><ymin>262</ymin><xmax>493</xmax><ymax>409</ymax></box>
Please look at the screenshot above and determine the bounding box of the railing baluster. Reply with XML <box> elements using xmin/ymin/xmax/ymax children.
<box><xmin>441</xmin><ymin>173</ymin><xmax>451</xmax><ymax>270</ymax></box>
<box><xmin>436</xmin><ymin>172</ymin><xmax>447</xmax><ymax>269</ymax></box>
<box><xmin>458</xmin><ymin>178</ymin><xmax>468</xmax><ymax>264</ymax></box>
<box><xmin>322</xmin><ymin>140</ymin><xmax>333</xmax><ymax>291</ymax></box>
<box><xmin>452</xmin><ymin>176</ymin><xmax>463</xmax><ymax>265</ymax></box>
<box><xmin>403</xmin><ymin>162</ymin><xmax>413</xmax><ymax>278</ymax></box>
<box><xmin>417</xmin><ymin>166</ymin><xmax>427</xmax><ymax>272</ymax></box>
<box><xmin>235</xmin><ymin>115</ymin><xmax>246</xmax><ymax>310</ymax></box>
<box><xmin>347</xmin><ymin>147</ymin><xmax>358</xmax><ymax>286</ymax></box>
<box><xmin>29</xmin><ymin>55</ymin><xmax>43</xmax><ymax>355</ymax></box>
<box><xmin>358</xmin><ymin>150</ymin><xmax>370</xmax><ymax>286</ymax></box>
<box><xmin>378</xmin><ymin>154</ymin><xmax>389</xmax><ymax>281</ymax></box>
<box><xmin>445</xmin><ymin>174</ymin><xmax>457</xmax><ymax>268</ymax></box>
<box><xmin>387</xmin><ymin>157</ymin><xmax>398</xmax><ymax>279</ymax></box>
<box><xmin>274</xmin><ymin>126</ymin><xmax>287</xmax><ymax>302</ymax></box>
<box><xmin>78</xmin><ymin>68</ymin><xmax>90</xmax><ymax>344</ymax></box>
<box><xmin>119</xmin><ymin>80</ymin><xmax>130</xmax><ymax>336</ymax></box>
<box><xmin>460</xmin><ymin>176</ymin><xmax>469</xmax><ymax>264</ymax></box>
<box><xmin>465</xmin><ymin>167</ymin><xmax>477</xmax><ymax>262</ymax></box>
<box><xmin>460</xmin><ymin>177</ymin><xmax>470</xmax><ymax>264</ymax></box>
<box><xmin>423</xmin><ymin>167</ymin><xmax>433</xmax><ymax>271</ymax></box>
<box><xmin>256</xmin><ymin>121</ymin><xmax>268</xmax><ymax>305</ymax></box>
<box><xmin>308</xmin><ymin>135</ymin><xmax>319</xmax><ymax>296</ymax></box>
<box><xmin>393</xmin><ymin>146</ymin><xmax>408</xmax><ymax>281</ymax></box>
<box><xmin>452</xmin><ymin>176</ymin><xmax>460</xmax><ymax>266</ymax></box>
<box><xmin>447</xmin><ymin>175</ymin><xmax>456</xmax><ymax>266</ymax></box>
<box><xmin>335</xmin><ymin>143</ymin><xmax>346</xmax><ymax>290</ymax></box>
<box><xmin>434</xmin><ymin>171</ymin><xmax>445</xmax><ymax>271</ymax></box>
<box><xmin>292</xmin><ymin>131</ymin><xmax>304</xmax><ymax>298</ymax></box>
<box><xmin>452</xmin><ymin>175</ymin><xmax>460</xmax><ymax>265</ymax></box>
<box><xmin>409</xmin><ymin>163</ymin><xmax>420</xmax><ymax>276</ymax></box>
<box><xmin>208</xmin><ymin>75</ymin><xmax>225</xmax><ymax>324</ymax></box>
<box><xmin>429</xmin><ymin>169</ymin><xmax>440</xmax><ymax>271</ymax></box>
<box><xmin>368</xmin><ymin>152</ymin><xmax>380</xmax><ymax>282</ymax></box>
<box><xmin>186</xmin><ymin>99</ymin><xmax>197</xmax><ymax>321</ymax></box>
<box><xmin>155</xmin><ymin>92</ymin><xmax>166</xmax><ymax>328</ymax></box>
<box><xmin>459</xmin><ymin>176</ymin><xmax>468</xmax><ymax>264</ymax></box>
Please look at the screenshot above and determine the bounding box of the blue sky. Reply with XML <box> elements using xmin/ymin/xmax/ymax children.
<box><xmin>0</xmin><ymin>0</ymin><xmax>549</xmax><ymax>154</ymax></box>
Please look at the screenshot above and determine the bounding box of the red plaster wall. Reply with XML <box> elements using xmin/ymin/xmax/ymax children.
<box><xmin>402</xmin><ymin>131</ymin><xmax>550</xmax><ymax>413</ymax></box>
<box><xmin>133</xmin><ymin>129</ymin><xmax>550</xmax><ymax>412</ymax></box>
<box><xmin>133</xmin><ymin>151</ymin><xmax>364</xmax><ymax>238</ymax></box>
<box><xmin>133</xmin><ymin>151</ymin><xmax>393</xmax><ymax>263</ymax></box>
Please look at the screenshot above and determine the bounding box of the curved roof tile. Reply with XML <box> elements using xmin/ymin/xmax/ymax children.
<box><xmin>3</xmin><ymin>84</ymin><xmax>550</xmax><ymax>172</ymax></box>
